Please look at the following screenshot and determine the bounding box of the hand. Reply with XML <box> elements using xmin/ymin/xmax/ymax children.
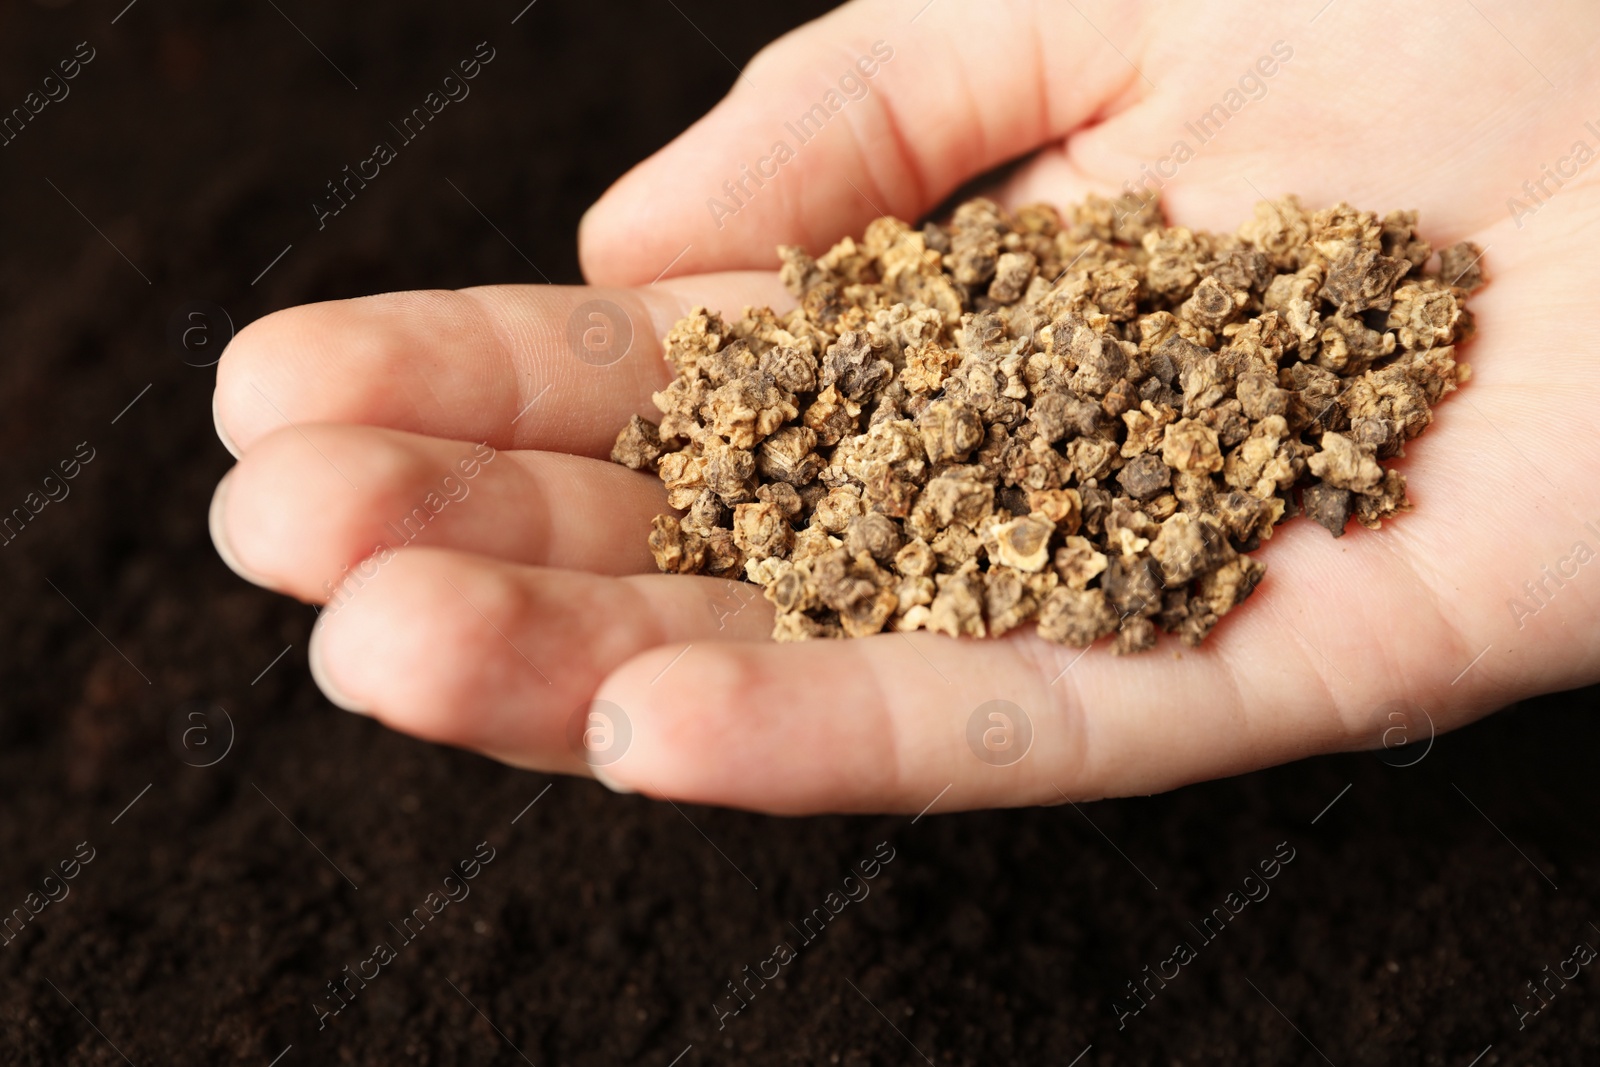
<box><xmin>211</xmin><ymin>0</ymin><xmax>1600</xmax><ymax>814</ymax></box>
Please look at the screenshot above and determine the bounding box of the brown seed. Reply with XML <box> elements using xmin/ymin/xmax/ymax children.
<box><xmin>1117</xmin><ymin>454</ymin><xmax>1171</xmax><ymax>502</ymax></box>
<box><xmin>619</xmin><ymin>193</ymin><xmax>1477</xmax><ymax>653</ymax></box>
<box><xmin>917</xmin><ymin>398</ymin><xmax>986</xmax><ymax>463</ymax></box>
<box><xmin>845</xmin><ymin>512</ymin><xmax>903</xmax><ymax>563</ymax></box>
<box><xmin>989</xmin><ymin>514</ymin><xmax>1055</xmax><ymax>573</ymax></box>
<box><xmin>1302</xmin><ymin>482</ymin><xmax>1354</xmax><ymax>538</ymax></box>
<box><xmin>611</xmin><ymin>415</ymin><xmax>667</xmax><ymax>471</ymax></box>
<box><xmin>1036</xmin><ymin>587</ymin><xmax>1119</xmax><ymax>647</ymax></box>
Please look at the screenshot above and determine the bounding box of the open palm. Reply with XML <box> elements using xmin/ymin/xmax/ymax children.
<box><xmin>211</xmin><ymin>0</ymin><xmax>1600</xmax><ymax>813</ymax></box>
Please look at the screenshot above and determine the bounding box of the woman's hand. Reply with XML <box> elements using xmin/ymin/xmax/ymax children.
<box><xmin>211</xmin><ymin>0</ymin><xmax>1600</xmax><ymax>813</ymax></box>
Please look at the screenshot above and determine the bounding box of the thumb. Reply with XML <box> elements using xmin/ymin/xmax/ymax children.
<box><xmin>579</xmin><ymin>0</ymin><xmax>1146</xmax><ymax>287</ymax></box>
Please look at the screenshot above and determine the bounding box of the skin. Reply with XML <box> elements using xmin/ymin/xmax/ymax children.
<box><xmin>211</xmin><ymin>0</ymin><xmax>1600</xmax><ymax>814</ymax></box>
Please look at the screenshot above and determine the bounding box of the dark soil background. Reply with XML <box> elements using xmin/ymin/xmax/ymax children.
<box><xmin>0</xmin><ymin>1</ymin><xmax>1595</xmax><ymax>1064</ymax></box>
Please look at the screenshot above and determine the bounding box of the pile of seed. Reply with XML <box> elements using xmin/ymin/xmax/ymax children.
<box><xmin>611</xmin><ymin>194</ymin><xmax>1480</xmax><ymax>652</ymax></box>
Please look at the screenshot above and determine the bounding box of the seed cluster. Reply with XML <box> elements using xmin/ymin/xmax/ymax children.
<box><xmin>612</xmin><ymin>194</ymin><xmax>1480</xmax><ymax>652</ymax></box>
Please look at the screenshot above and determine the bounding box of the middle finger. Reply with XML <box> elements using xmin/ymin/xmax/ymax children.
<box><xmin>210</xmin><ymin>423</ymin><xmax>669</xmax><ymax>600</ymax></box>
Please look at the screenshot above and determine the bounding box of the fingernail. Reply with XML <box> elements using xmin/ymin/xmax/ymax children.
<box><xmin>309</xmin><ymin>622</ymin><xmax>371</xmax><ymax>715</ymax></box>
<box><xmin>574</xmin><ymin>699</ymin><xmax>639</xmax><ymax>793</ymax></box>
<box><xmin>209</xmin><ymin>471</ymin><xmax>277</xmax><ymax>589</ymax></box>
<box><xmin>214</xmin><ymin>392</ymin><xmax>242</xmax><ymax>459</ymax></box>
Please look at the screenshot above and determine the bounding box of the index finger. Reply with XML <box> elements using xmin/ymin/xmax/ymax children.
<box><xmin>213</xmin><ymin>273</ymin><xmax>789</xmax><ymax>458</ymax></box>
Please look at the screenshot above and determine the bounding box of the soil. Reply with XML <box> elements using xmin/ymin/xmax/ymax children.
<box><xmin>0</xmin><ymin>1</ymin><xmax>1596</xmax><ymax>1064</ymax></box>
